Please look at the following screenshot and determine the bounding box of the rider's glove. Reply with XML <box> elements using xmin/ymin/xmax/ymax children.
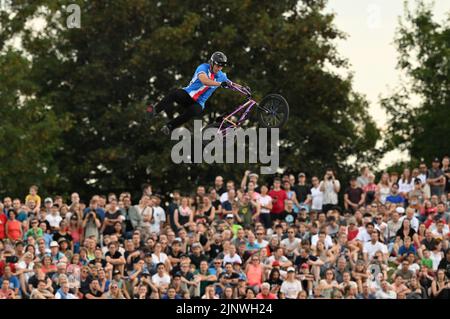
<box><xmin>220</xmin><ymin>81</ymin><xmax>230</xmax><ymax>88</ymax></box>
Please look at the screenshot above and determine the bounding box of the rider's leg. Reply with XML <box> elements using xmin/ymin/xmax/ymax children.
<box><xmin>166</xmin><ymin>102</ymin><xmax>203</xmax><ymax>130</ymax></box>
<box><xmin>154</xmin><ymin>89</ymin><xmax>193</xmax><ymax>116</ymax></box>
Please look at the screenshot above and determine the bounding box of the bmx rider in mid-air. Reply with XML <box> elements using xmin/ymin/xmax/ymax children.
<box><xmin>146</xmin><ymin>51</ymin><xmax>245</xmax><ymax>135</ymax></box>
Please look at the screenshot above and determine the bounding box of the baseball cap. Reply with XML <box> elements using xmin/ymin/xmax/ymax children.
<box><xmin>298</xmin><ymin>172</ymin><xmax>306</xmax><ymax>177</ymax></box>
<box><xmin>287</xmin><ymin>267</ymin><xmax>295</xmax><ymax>272</ymax></box>
<box><xmin>348</xmin><ymin>217</ymin><xmax>356</xmax><ymax>225</ymax></box>
<box><xmin>50</xmin><ymin>241</ymin><xmax>59</xmax><ymax>248</ymax></box>
<box><xmin>395</xmin><ymin>207</ymin><xmax>405</xmax><ymax>214</ymax></box>
<box><xmin>192</xmin><ymin>243</ymin><xmax>201</xmax><ymax>248</ymax></box>
<box><xmin>272</xmin><ymin>261</ymin><xmax>280</xmax><ymax>267</ymax></box>
<box><xmin>226</xmin><ymin>214</ymin><xmax>234</xmax><ymax>219</ymax></box>
<box><xmin>301</xmin><ymin>263</ymin><xmax>309</xmax><ymax>269</ymax></box>
<box><xmin>249</xmin><ymin>173</ymin><xmax>259</xmax><ymax>178</ymax></box>
<box><xmin>44</xmin><ymin>197</ymin><xmax>53</xmax><ymax>204</ymax></box>
<box><xmin>432</xmin><ymin>157</ymin><xmax>440</xmax><ymax>163</ymax></box>
<box><xmin>113</xmin><ymin>269</ymin><xmax>121</xmax><ymax>276</ymax></box>
<box><xmin>57</xmin><ymin>237</ymin><xmax>68</xmax><ymax>244</ymax></box>
<box><xmin>233</xmin><ymin>260</ymin><xmax>242</xmax><ymax>265</ymax></box>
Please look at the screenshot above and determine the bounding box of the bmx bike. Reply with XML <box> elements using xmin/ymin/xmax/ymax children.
<box><xmin>202</xmin><ymin>81</ymin><xmax>289</xmax><ymax>145</ymax></box>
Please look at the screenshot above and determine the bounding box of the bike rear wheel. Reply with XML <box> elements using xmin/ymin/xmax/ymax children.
<box><xmin>257</xmin><ymin>94</ymin><xmax>289</xmax><ymax>128</ymax></box>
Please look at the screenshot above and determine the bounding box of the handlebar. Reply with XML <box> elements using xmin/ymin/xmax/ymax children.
<box><xmin>226</xmin><ymin>81</ymin><xmax>252</xmax><ymax>98</ymax></box>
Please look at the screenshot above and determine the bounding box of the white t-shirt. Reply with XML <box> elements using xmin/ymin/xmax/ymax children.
<box><xmin>266</xmin><ymin>255</ymin><xmax>289</xmax><ymax>265</ymax></box>
<box><xmin>310</xmin><ymin>186</ymin><xmax>323</xmax><ymax>211</ymax></box>
<box><xmin>396</xmin><ymin>263</ymin><xmax>420</xmax><ymax>274</ymax></box>
<box><xmin>150</xmin><ymin>206</ymin><xmax>166</xmax><ymax>234</ymax></box>
<box><xmin>398</xmin><ymin>179</ymin><xmax>414</xmax><ymax>194</ymax></box>
<box><xmin>356</xmin><ymin>228</ymin><xmax>371</xmax><ymax>242</ymax></box>
<box><xmin>363</xmin><ymin>241</ymin><xmax>388</xmax><ymax>260</ymax></box>
<box><xmin>311</xmin><ymin>234</ymin><xmax>333</xmax><ymax>249</ymax></box>
<box><xmin>258</xmin><ymin>195</ymin><xmax>272</xmax><ymax>214</ymax></box>
<box><xmin>220</xmin><ymin>192</ymin><xmax>229</xmax><ymax>203</ymax></box>
<box><xmin>152</xmin><ymin>252</ymin><xmax>169</xmax><ymax>264</ymax></box>
<box><xmin>46</xmin><ymin>214</ymin><xmax>62</xmax><ymax>228</ymax></box>
<box><xmin>375</xmin><ymin>289</ymin><xmax>396</xmax><ymax>299</ymax></box>
<box><xmin>320</xmin><ymin>180</ymin><xmax>340</xmax><ymax>205</ymax></box>
<box><xmin>281</xmin><ymin>238</ymin><xmax>301</xmax><ymax>254</ymax></box>
<box><xmin>55</xmin><ymin>292</ymin><xmax>78</xmax><ymax>299</ymax></box>
<box><xmin>280</xmin><ymin>279</ymin><xmax>302</xmax><ymax>299</ymax></box>
<box><xmin>16</xmin><ymin>261</ymin><xmax>35</xmax><ymax>281</ymax></box>
<box><xmin>256</xmin><ymin>239</ymin><xmax>269</xmax><ymax>248</ymax></box>
<box><xmin>223</xmin><ymin>253</ymin><xmax>242</xmax><ymax>266</ymax></box>
<box><xmin>152</xmin><ymin>273</ymin><xmax>171</xmax><ymax>287</ymax></box>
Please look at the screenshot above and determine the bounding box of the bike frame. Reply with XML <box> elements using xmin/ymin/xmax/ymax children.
<box><xmin>215</xmin><ymin>81</ymin><xmax>258</xmax><ymax>137</ymax></box>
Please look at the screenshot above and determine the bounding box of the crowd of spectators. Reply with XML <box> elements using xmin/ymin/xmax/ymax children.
<box><xmin>0</xmin><ymin>156</ymin><xmax>449</xmax><ymax>299</ymax></box>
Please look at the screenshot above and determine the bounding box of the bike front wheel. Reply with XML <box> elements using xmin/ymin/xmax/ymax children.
<box><xmin>257</xmin><ymin>94</ymin><xmax>289</xmax><ymax>128</ymax></box>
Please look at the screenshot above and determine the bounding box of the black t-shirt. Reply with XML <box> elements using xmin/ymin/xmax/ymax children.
<box><xmin>105</xmin><ymin>251</ymin><xmax>123</xmax><ymax>271</ymax></box>
<box><xmin>219</xmin><ymin>271</ymin><xmax>240</xmax><ymax>286</ymax></box>
<box><xmin>105</xmin><ymin>251</ymin><xmax>122</xmax><ymax>260</ymax></box>
<box><xmin>215</xmin><ymin>187</ymin><xmax>226</xmax><ymax>196</ymax></box>
<box><xmin>103</xmin><ymin>210</ymin><xmax>122</xmax><ymax>235</ymax></box>
<box><xmin>53</xmin><ymin>232</ymin><xmax>73</xmax><ymax>244</ymax></box>
<box><xmin>294</xmin><ymin>254</ymin><xmax>318</xmax><ymax>267</ymax></box>
<box><xmin>28</xmin><ymin>274</ymin><xmax>49</xmax><ymax>288</ymax></box>
<box><xmin>421</xmin><ymin>238</ymin><xmax>436</xmax><ymax>251</ymax></box>
<box><xmin>438</xmin><ymin>258</ymin><xmax>450</xmax><ymax>278</ymax></box>
<box><xmin>345</xmin><ymin>187</ymin><xmax>364</xmax><ymax>204</ymax></box>
<box><xmin>396</xmin><ymin>228</ymin><xmax>416</xmax><ymax>241</ymax></box>
<box><xmin>87</xmin><ymin>288</ymin><xmax>103</xmax><ymax>298</ymax></box>
<box><xmin>444</xmin><ymin>168</ymin><xmax>450</xmax><ymax>192</ymax></box>
<box><xmin>293</xmin><ymin>184</ymin><xmax>311</xmax><ymax>203</ymax></box>
<box><xmin>124</xmin><ymin>250</ymin><xmax>140</xmax><ymax>272</ymax></box>
<box><xmin>209</xmin><ymin>243</ymin><xmax>223</xmax><ymax>260</ymax></box>
<box><xmin>79</xmin><ymin>276</ymin><xmax>93</xmax><ymax>295</ymax></box>
<box><xmin>178</xmin><ymin>270</ymin><xmax>194</xmax><ymax>281</ymax></box>
<box><xmin>189</xmin><ymin>253</ymin><xmax>208</xmax><ymax>269</ymax></box>
<box><xmin>89</xmin><ymin>258</ymin><xmax>107</xmax><ymax>268</ymax></box>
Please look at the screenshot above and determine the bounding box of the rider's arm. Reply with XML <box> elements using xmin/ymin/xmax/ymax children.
<box><xmin>198</xmin><ymin>73</ymin><xmax>223</xmax><ymax>87</ymax></box>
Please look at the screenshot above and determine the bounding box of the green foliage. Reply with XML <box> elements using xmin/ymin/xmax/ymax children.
<box><xmin>382</xmin><ymin>1</ymin><xmax>450</xmax><ymax>165</ymax></box>
<box><xmin>0</xmin><ymin>50</ymin><xmax>67</xmax><ymax>197</ymax></box>
<box><xmin>0</xmin><ymin>0</ymin><xmax>380</xmax><ymax>197</ymax></box>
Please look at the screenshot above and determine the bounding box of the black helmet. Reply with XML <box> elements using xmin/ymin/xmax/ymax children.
<box><xmin>210</xmin><ymin>51</ymin><xmax>227</xmax><ymax>67</ymax></box>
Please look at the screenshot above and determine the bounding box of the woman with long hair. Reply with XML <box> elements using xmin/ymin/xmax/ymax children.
<box><xmin>376</xmin><ymin>172</ymin><xmax>391</xmax><ymax>205</ymax></box>
<box><xmin>174</xmin><ymin>197</ymin><xmax>194</xmax><ymax>231</ymax></box>
<box><xmin>431</xmin><ymin>269</ymin><xmax>449</xmax><ymax>298</ymax></box>
<box><xmin>398</xmin><ymin>168</ymin><xmax>414</xmax><ymax>200</ymax></box>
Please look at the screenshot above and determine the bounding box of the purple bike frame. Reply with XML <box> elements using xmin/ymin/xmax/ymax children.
<box><xmin>216</xmin><ymin>81</ymin><xmax>256</xmax><ymax>136</ymax></box>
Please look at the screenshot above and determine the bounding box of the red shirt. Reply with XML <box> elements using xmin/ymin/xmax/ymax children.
<box><xmin>0</xmin><ymin>213</ymin><xmax>7</xmax><ymax>240</ymax></box>
<box><xmin>348</xmin><ymin>229</ymin><xmax>359</xmax><ymax>241</ymax></box>
<box><xmin>256</xmin><ymin>293</ymin><xmax>277</xmax><ymax>299</ymax></box>
<box><xmin>268</xmin><ymin>189</ymin><xmax>287</xmax><ymax>214</ymax></box>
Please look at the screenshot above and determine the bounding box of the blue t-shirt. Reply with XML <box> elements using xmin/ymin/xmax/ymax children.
<box><xmin>386</xmin><ymin>195</ymin><xmax>404</xmax><ymax>204</ymax></box>
<box><xmin>183</xmin><ymin>63</ymin><xmax>228</xmax><ymax>109</ymax></box>
<box><xmin>398</xmin><ymin>244</ymin><xmax>417</xmax><ymax>256</ymax></box>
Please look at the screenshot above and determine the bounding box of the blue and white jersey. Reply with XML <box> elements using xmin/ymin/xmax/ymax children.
<box><xmin>183</xmin><ymin>63</ymin><xmax>228</xmax><ymax>109</ymax></box>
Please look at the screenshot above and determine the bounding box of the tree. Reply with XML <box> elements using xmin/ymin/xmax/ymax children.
<box><xmin>1</xmin><ymin>0</ymin><xmax>379</xmax><ymax>198</ymax></box>
<box><xmin>0</xmin><ymin>49</ymin><xmax>66</xmax><ymax>197</ymax></box>
<box><xmin>382</xmin><ymin>1</ymin><xmax>450</xmax><ymax>164</ymax></box>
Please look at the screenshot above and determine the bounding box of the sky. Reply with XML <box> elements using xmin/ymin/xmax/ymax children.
<box><xmin>324</xmin><ymin>0</ymin><xmax>450</xmax><ymax>168</ymax></box>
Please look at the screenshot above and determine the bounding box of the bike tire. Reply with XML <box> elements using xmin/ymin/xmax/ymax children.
<box><xmin>257</xmin><ymin>94</ymin><xmax>289</xmax><ymax>128</ymax></box>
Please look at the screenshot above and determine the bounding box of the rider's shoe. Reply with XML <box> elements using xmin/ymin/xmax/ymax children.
<box><xmin>161</xmin><ymin>125</ymin><xmax>171</xmax><ymax>136</ymax></box>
